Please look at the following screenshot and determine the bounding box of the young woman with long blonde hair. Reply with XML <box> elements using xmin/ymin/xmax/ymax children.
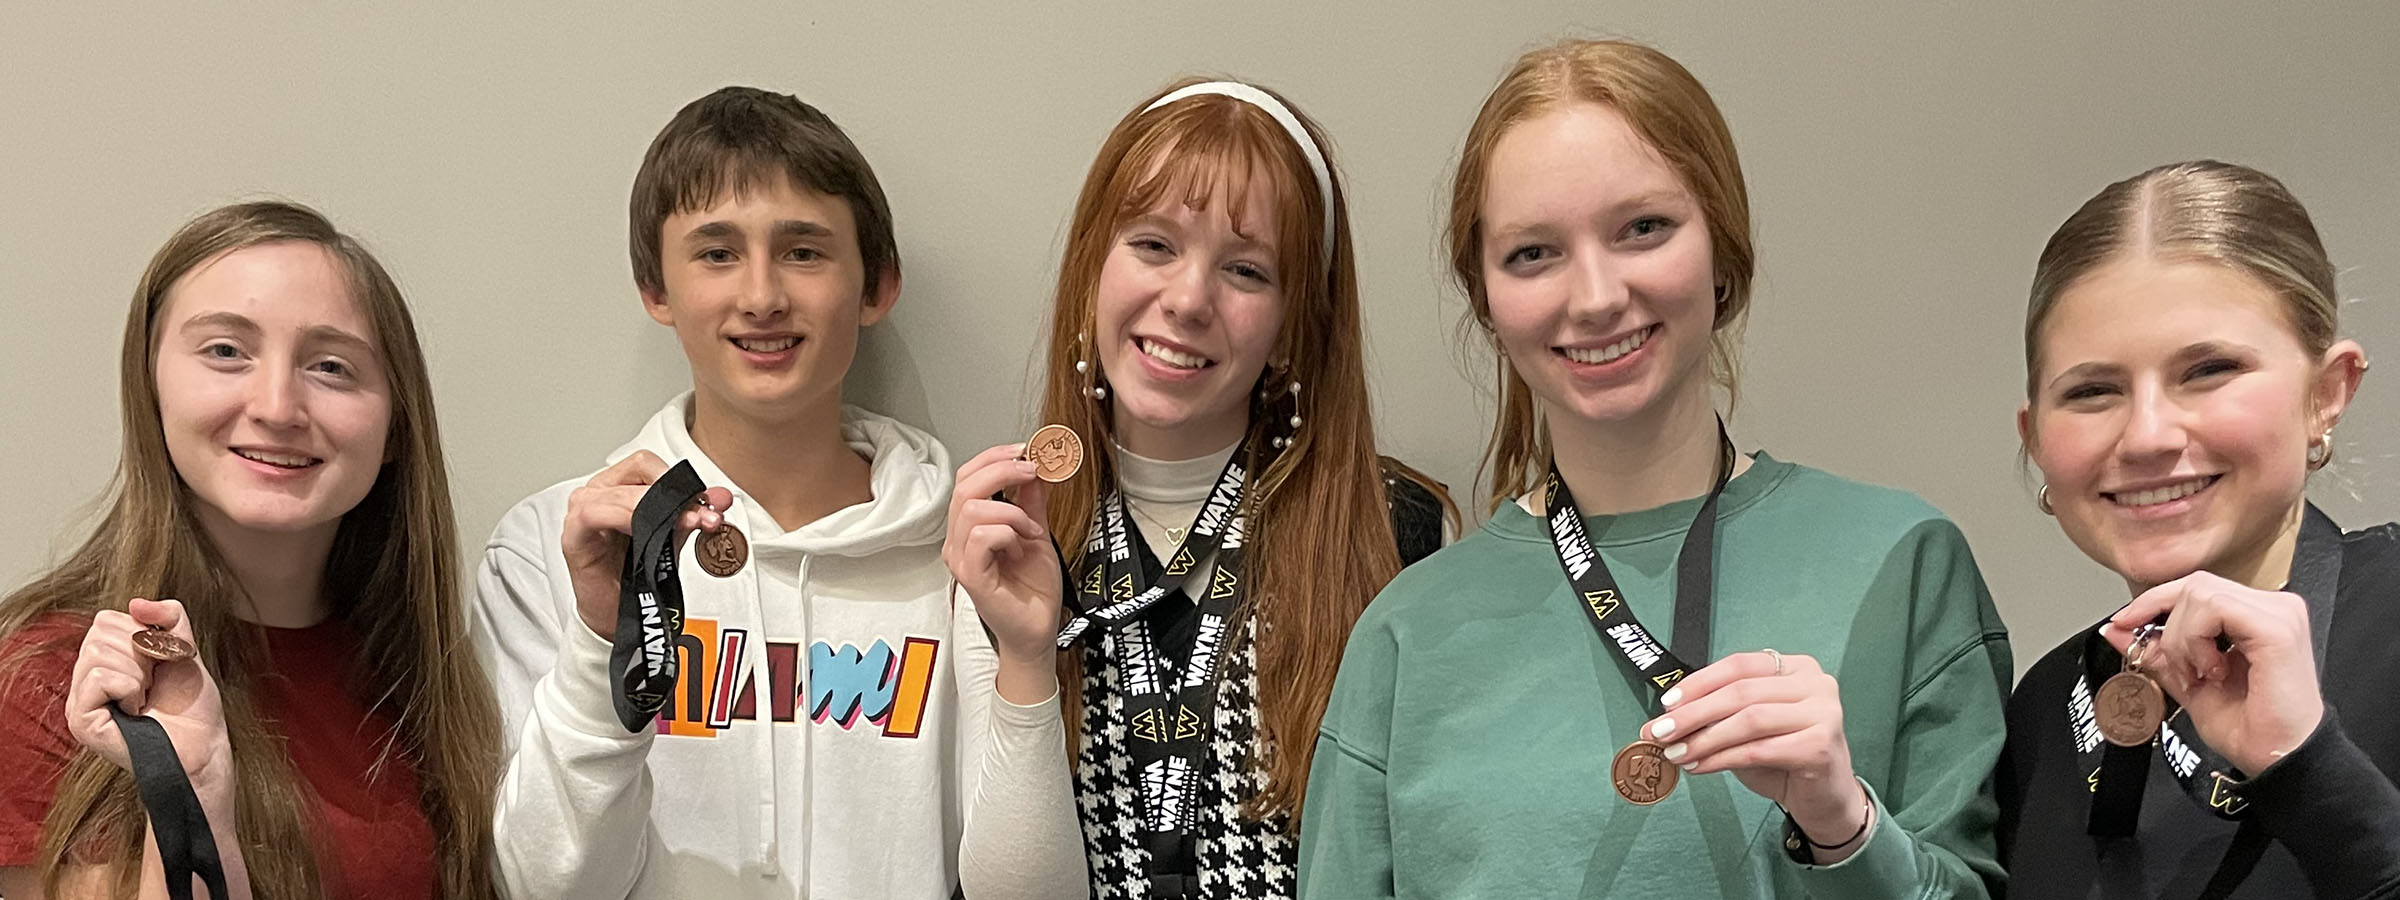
<box><xmin>0</xmin><ymin>201</ymin><xmax>500</xmax><ymax>900</ymax></box>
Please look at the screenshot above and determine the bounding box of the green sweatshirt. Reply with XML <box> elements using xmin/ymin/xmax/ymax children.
<box><xmin>1299</xmin><ymin>453</ymin><xmax>2011</xmax><ymax>899</ymax></box>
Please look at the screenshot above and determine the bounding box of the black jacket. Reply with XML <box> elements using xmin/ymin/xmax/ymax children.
<box><xmin>1998</xmin><ymin>505</ymin><xmax>2400</xmax><ymax>899</ymax></box>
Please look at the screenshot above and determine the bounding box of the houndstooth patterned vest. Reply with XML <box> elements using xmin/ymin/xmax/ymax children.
<box><xmin>1069</xmin><ymin>462</ymin><xmax>1443</xmax><ymax>898</ymax></box>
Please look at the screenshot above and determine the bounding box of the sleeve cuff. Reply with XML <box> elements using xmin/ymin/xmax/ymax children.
<box><xmin>1787</xmin><ymin>779</ymin><xmax>1919</xmax><ymax>891</ymax></box>
<box><xmin>2246</xmin><ymin>706</ymin><xmax>2350</xmax><ymax>791</ymax></box>
<box><xmin>993</xmin><ymin>689</ymin><xmax>1064</xmax><ymax>736</ymax></box>
<box><xmin>2240</xmin><ymin>709</ymin><xmax>2400</xmax><ymax>896</ymax></box>
<box><xmin>539</xmin><ymin>618</ymin><xmax>656</xmax><ymax>741</ymax></box>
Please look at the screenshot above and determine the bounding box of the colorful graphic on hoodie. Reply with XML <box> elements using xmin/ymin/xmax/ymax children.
<box><xmin>653</xmin><ymin>615</ymin><xmax>940</xmax><ymax>740</ymax></box>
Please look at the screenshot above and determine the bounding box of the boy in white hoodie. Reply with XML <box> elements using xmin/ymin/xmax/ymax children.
<box><xmin>472</xmin><ymin>86</ymin><xmax>1069</xmax><ymax>899</ymax></box>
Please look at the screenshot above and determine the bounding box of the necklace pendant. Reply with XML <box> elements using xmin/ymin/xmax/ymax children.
<box><xmin>1167</xmin><ymin>527</ymin><xmax>1189</xmax><ymax>544</ymax></box>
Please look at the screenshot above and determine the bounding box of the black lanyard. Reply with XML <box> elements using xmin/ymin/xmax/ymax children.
<box><xmin>610</xmin><ymin>460</ymin><xmax>707</xmax><ymax>733</ymax></box>
<box><xmin>2075</xmin><ymin>631</ymin><xmax>2253</xmax><ymax>831</ymax></box>
<box><xmin>111</xmin><ymin>706</ymin><xmax>230</xmax><ymax>900</ymax></box>
<box><xmin>1056</xmin><ymin>448</ymin><xmax>1249</xmax><ymax>897</ymax></box>
<box><xmin>1054</xmin><ymin>451</ymin><xmax>1247</xmax><ymax>651</ymax></box>
<box><xmin>1542</xmin><ymin>423</ymin><xmax>1735</xmax><ymax>710</ymax></box>
<box><xmin>2076</xmin><ymin>504</ymin><xmax>2344</xmax><ymax>898</ymax></box>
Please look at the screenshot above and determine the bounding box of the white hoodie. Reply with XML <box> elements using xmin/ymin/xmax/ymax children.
<box><xmin>473</xmin><ymin>395</ymin><xmax>1078</xmax><ymax>899</ymax></box>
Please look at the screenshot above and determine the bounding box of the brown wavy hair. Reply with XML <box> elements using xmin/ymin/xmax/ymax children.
<box><xmin>0</xmin><ymin>201</ymin><xmax>500</xmax><ymax>898</ymax></box>
<box><xmin>1448</xmin><ymin>39</ymin><xmax>1757</xmax><ymax>509</ymax></box>
<box><xmin>1039</xmin><ymin>78</ymin><xmax>1432</xmax><ymax>823</ymax></box>
<box><xmin>629</xmin><ymin>85</ymin><xmax>900</xmax><ymax>300</ymax></box>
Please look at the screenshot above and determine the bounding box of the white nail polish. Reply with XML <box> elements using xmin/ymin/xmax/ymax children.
<box><xmin>1663</xmin><ymin>742</ymin><xmax>1688</xmax><ymax>761</ymax></box>
<box><xmin>1651</xmin><ymin>717</ymin><xmax>1676</xmax><ymax>740</ymax></box>
<box><xmin>1660</xmin><ymin>687</ymin><xmax>1683</xmax><ymax>708</ymax></box>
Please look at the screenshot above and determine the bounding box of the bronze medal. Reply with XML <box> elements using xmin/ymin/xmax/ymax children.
<box><xmin>2096</xmin><ymin>624</ymin><xmax>2167</xmax><ymax>748</ymax></box>
<box><xmin>1025</xmin><ymin>424</ymin><xmax>1084</xmax><ymax>483</ymax></box>
<box><xmin>2095</xmin><ymin>671</ymin><xmax>2165</xmax><ymax>747</ymax></box>
<box><xmin>1611</xmin><ymin>739</ymin><xmax>1679</xmax><ymax>805</ymax></box>
<box><xmin>132</xmin><ymin>626</ymin><xmax>197</xmax><ymax>663</ymax></box>
<box><xmin>696</xmin><ymin>522</ymin><xmax>748</xmax><ymax>578</ymax></box>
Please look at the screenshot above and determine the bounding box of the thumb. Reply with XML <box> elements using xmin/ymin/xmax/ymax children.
<box><xmin>127</xmin><ymin>597</ymin><xmax>196</xmax><ymax>643</ymax></box>
<box><xmin>671</xmin><ymin>486</ymin><xmax>738</xmax><ymax>544</ymax></box>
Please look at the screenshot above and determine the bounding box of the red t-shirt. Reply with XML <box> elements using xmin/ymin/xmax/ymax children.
<box><xmin>0</xmin><ymin>612</ymin><xmax>437</xmax><ymax>898</ymax></box>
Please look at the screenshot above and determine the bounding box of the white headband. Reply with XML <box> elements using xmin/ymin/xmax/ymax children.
<box><xmin>1142</xmin><ymin>81</ymin><xmax>1337</xmax><ymax>256</ymax></box>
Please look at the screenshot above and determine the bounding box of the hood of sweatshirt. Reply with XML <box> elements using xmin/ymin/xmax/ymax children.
<box><xmin>606</xmin><ymin>392</ymin><xmax>951</xmax><ymax>559</ymax></box>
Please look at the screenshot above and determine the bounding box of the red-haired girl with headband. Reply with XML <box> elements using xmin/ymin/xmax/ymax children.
<box><xmin>946</xmin><ymin>78</ymin><xmax>1451</xmax><ymax>899</ymax></box>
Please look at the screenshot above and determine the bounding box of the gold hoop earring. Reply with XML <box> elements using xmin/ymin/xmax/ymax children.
<box><xmin>2037</xmin><ymin>484</ymin><xmax>2055</xmax><ymax>516</ymax></box>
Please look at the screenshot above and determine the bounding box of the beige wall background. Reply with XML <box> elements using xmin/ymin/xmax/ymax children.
<box><xmin>3</xmin><ymin>3</ymin><xmax>2395</xmax><ymax>679</ymax></box>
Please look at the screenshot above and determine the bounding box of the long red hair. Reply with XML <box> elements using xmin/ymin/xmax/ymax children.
<box><xmin>1038</xmin><ymin>78</ymin><xmax>1407</xmax><ymax>822</ymax></box>
<box><xmin>1449</xmin><ymin>40</ymin><xmax>1757</xmax><ymax>509</ymax></box>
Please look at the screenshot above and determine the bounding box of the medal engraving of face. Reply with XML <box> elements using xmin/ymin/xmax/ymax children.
<box><xmin>697</xmin><ymin>522</ymin><xmax>748</xmax><ymax>578</ymax></box>
<box><xmin>1612</xmin><ymin>740</ymin><xmax>1678</xmax><ymax>805</ymax></box>
<box><xmin>1026</xmin><ymin>424</ymin><xmax>1084</xmax><ymax>483</ymax></box>
<box><xmin>2096</xmin><ymin>623</ymin><xmax>2167</xmax><ymax>748</ymax></box>
<box><xmin>2096</xmin><ymin>671</ymin><xmax>2166</xmax><ymax>747</ymax></box>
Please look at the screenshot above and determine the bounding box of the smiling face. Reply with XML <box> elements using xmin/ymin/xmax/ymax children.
<box><xmin>1091</xmin><ymin>165</ymin><xmax>1288</xmax><ymax>459</ymax></box>
<box><xmin>153</xmin><ymin>241</ymin><xmax>393</xmax><ymax>544</ymax></box>
<box><xmin>2024</xmin><ymin>256</ymin><xmax>2357</xmax><ymax>589</ymax></box>
<box><xmin>1478</xmin><ymin>102</ymin><xmax>1720</xmax><ymax>433</ymax></box>
<box><xmin>644</xmin><ymin>172</ymin><xmax>896</xmax><ymax>427</ymax></box>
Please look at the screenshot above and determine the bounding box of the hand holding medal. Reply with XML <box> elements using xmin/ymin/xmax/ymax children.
<box><xmin>1642</xmin><ymin>648</ymin><xmax>1872</xmax><ymax>857</ymax></box>
<box><xmin>561</xmin><ymin>451</ymin><xmax>733</xmax><ymax>733</ymax></box>
<box><xmin>2094</xmin><ymin>623</ymin><xmax>2166</xmax><ymax>747</ymax></box>
<box><xmin>945</xmin><ymin>428</ymin><xmax>1080</xmax><ymax>702</ymax></box>
<box><xmin>561</xmin><ymin>450</ymin><xmax>734</xmax><ymax>643</ymax></box>
<box><xmin>2101</xmin><ymin>570</ymin><xmax>2325</xmax><ymax>774</ymax></box>
<box><xmin>65</xmin><ymin>598</ymin><xmax>230</xmax><ymax>786</ymax></box>
<box><xmin>66</xmin><ymin>598</ymin><xmax>242</xmax><ymax>898</ymax></box>
<box><xmin>1541</xmin><ymin>422</ymin><xmax>1875</xmax><ymax>861</ymax></box>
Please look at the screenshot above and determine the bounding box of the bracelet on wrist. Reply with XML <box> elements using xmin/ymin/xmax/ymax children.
<box><xmin>1780</xmin><ymin>777</ymin><xmax>1874</xmax><ymax>858</ymax></box>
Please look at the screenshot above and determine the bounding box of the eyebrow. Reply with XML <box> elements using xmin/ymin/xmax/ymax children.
<box><xmin>1483</xmin><ymin>220</ymin><xmax>1550</xmax><ymax>247</ymax></box>
<box><xmin>2046</xmin><ymin>360</ymin><xmax>2123</xmax><ymax>392</ymax></box>
<box><xmin>684</xmin><ymin>219</ymin><xmax>835</xmax><ymax>244</ymax></box>
<box><xmin>2174</xmin><ymin>339</ymin><xmax>2261</xmax><ymax>362</ymax></box>
<box><xmin>1603</xmin><ymin>189</ymin><xmax>1689</xmax><ymax>216</ymax></box>
<box><xmin>302</xmin><ymin>324</ymin><xmax>376</xmax><ymax>357</ymax></box>
<box><xmin>178</xmin><ymin>311</ymin><xmax>262</xmax><ymax>338</ymax></box>
<box><xmin>1121</xmin><ymin>212</ymin><xmax>1182</xmax><ymax>236</ymax></box>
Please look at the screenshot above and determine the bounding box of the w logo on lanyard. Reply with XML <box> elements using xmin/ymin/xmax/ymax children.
<box><xmin>2208</xmin><ymin>772</ymin><xmax>2251</xmax><ymax>815</ymax></box>
<box><xmin>1056</xmin><ymin>443</ymin><xmax>1256</xmax><ymax>852</ymax></box>
<box><xmin>1132</xmin><ymin>704</ymin><xmax>1203</xmax><ymax>743</ymax></box>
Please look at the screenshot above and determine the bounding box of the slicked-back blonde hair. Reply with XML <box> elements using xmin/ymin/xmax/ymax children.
<box><xmin>2025</xmin><ymin>159</ymin><xmax>2339</xmax><ymax>396</ymax></box>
